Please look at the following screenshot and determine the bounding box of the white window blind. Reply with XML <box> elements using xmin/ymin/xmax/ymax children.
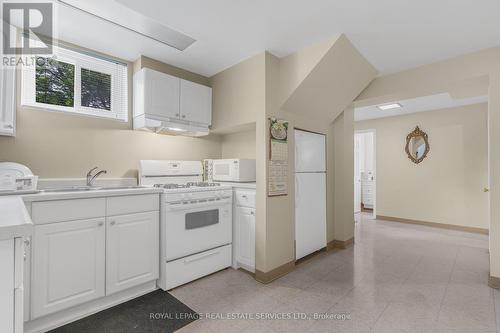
<box><xmin>21</xmin><ymin>44</ymin><xmax>128</xmax><ymax>122</ymax></box>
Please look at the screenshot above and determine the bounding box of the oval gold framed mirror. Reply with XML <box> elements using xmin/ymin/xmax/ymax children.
<box><xmin>405</xmin><ymin>126</ymin><xmax>430</xmax><ymax>164</ymax></box>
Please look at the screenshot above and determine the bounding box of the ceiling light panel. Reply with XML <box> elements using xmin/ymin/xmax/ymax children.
<box><xmin>377</xmin><ymin>103</ymin><xmax>402</xmax><ymax>110</ymax></box>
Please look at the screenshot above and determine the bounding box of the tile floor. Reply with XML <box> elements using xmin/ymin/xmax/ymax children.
<box><xmin>173</xmin><ymin>213</ymin><xmax>497</xmax><ymax>332</ymax></box>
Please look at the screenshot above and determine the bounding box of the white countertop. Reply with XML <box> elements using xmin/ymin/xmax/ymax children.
<box><xmin>0</xmin><ymin>196</ymin><xmax>33</xmax><ymax>240</ymax></box>
<box><xmin>217</xmin><ymin>182</ymin><xmax>256</xmax><ymax>189</ymax></box>
<box><xmin>22</xmin><ymin>187</ymin><xmax>163</xmax><ymax>202</ymax></box>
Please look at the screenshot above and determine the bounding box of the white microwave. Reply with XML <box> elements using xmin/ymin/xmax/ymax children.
<box><xmin>212</xmin><ymin>159</ymin><xmax>256</xmax><ymax>182</ymax></box>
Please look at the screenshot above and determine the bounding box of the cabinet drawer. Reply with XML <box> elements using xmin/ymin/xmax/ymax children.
<box><xmin>106</xmin><ymin>194</ymin><xmax>160</xmax><ymax>216</ymax></box>
<box><xmin>234</xmin><ymin>190</ymin><xmax>256</xmax><ymax>208</ymax></box>
<box><xmin>165</xmin><ymin>244</ymin><xmax>231</xmax><ymax>290</ymax></box>
<box><xmin>32</xmin><ymin>198</ymin><xmax>105</xmax><ymax>224</ymax></box>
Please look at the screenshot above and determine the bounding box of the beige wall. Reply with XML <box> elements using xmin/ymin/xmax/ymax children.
<box><xmin>0</xmin><ymin>54</ymin><xmax>221</xmax><ymax>178</ymax></box>
<box><xmin>137</xmin><ymin>55</ymin><xmax>210</xmax><ymax>87</ymax></box>
<box><xmin>221</xmin><ymin>130</ymin><xmax>256</xmax><ymax>159</ymax></box>
<box><xmin>281</xmin><ymin>35</ymin><xmax>377</xmax><ymax>122</ymax></box>
<box><xmin>209</xmin><ymin>54</ymin><xmax>266</xmax><ymax>133</ymax></box>
<box><xmin>356</xmin><ymin>104</ymin><xmax>489</xmax><ymax>230</ymax></box>
<box><xmin>259</xmin><ymin>52</ymin><xmax>355</xmax><ymax>272</ymax></box>
<box><xmin>207</xmin><ymin>52</ymin><xmax>268</xmax><ymax>271</ymax></box>
<box><xmin>332</xmin><ymin>107</ymin><xmax>355</xmax><ymax>242</ymax></box>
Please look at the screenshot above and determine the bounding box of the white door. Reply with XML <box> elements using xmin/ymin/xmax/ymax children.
<box><xmin>354</xmin><ymin>135</ymin><xmax>362</xmax><ymax>213</ymax></box>
<box><xmin>106</xmin><ymin>211</ymin><xmax>159</xmax><ymax>295</ymax></box>
<box><xmin>235</xmin><ymin>206</ymin><xmax>255</xmax><ymax>271</ymax></box>
<box><xmin>146</xmin><ymin>69</ymin><xmax>180</xmax><ymax>120</ymax></box>
<box><xmin>295</xmin><ymin>130</ymin><xmax>326</xmax><ymax>172</ymax></box>
<box><xmin>180</xmin><ymin>79</ymin><xmax>212</xmax><ymax>125</ymax></box>
<box><xmin>31</xmin><ymin>218</ymin><xmax>105</xmax><ymax>319</ymax></box>
<box><xmin>295</xmin><ymin>173</ymin><xmax>327</xmax><ymax>260</ymax></box>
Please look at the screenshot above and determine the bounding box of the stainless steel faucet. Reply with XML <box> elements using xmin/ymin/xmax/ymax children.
<box><xmin>86</xmin><ymin>167</ymin><xmax>107</xmax><ymax>187</ymax></box>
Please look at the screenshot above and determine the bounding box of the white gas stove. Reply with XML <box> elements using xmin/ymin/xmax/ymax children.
<box><xmin>139</xmin><ymin>160</ymin><xmax>233</xmax><ymax>290</ymax></box>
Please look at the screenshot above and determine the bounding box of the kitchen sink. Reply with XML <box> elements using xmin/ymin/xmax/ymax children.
<box><xmin>99</xmin><ymin>186</ymin><xmax>146</xmax><ymax>190</ymax></box>
<box><xmin>42</xmin><ymin>186</ymin><xmax>103</xmax><ymax>192</ymax></box>
<box><xmin>42</xmin><ymin>186</ymin><xmax>145</xmax><ymax>192</ymax></box>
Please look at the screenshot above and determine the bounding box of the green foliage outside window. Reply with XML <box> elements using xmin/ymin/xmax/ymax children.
<box><xmin>81</xmin><ymin>68</ymin><xmax>111</xmax><ymax>111</ymax></box>
<box><xmin>35</xmin><ymin>57</ymin><xmax>75</xmax><ymax>107</ymax></box>
<box><xmin>35</xmin><ymin>57</ymin><xmax>112</xmax><ymax>111</ymax></box>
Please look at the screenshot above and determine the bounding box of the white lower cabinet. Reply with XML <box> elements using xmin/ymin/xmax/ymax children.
<box><xmin>31</xmin><ymin>218</ymin><xmax>106</xmax><ymax>319</ymax></box>
<box><xmin>0</xmin><ymin>237</ymin><xmax>24</xmax><ymax>333</ymax></box>
<box><xmin>233</xmin><ymin>188</ymin><xmax>256</xmax><ymax>273</ymax></box>
<box><xmin>27</xmin><ymin>193</ymin><xmax>161</xmax><ymax>324</ymax></box>
<box><xmin>106</xmin><ymin>211</ymin><xmax>159</xmax><ymax>295</ymax></box>
<box><xmin>235</xmin><ymin>206</ymin><xmax>255</xmax><ymax>272</ymax></box>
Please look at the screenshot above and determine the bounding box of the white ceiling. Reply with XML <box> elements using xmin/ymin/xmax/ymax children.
<box><xmin>57</xmin><ymin>0</ymin><xmax>500</xmax><ymax>77</ymax></box>
<box><xmin>354</xmin><ymin>93</ymin><xmax>488</xmax><ymax>122</ymax></box>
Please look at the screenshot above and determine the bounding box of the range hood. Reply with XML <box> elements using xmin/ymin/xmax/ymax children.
<box><xmin>133</xmin><ymin>115</ymin><xmax>210</xmax><ymax>137</ymax></box>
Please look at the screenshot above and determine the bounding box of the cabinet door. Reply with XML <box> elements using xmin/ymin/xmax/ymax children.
<box><xmin>31</xmin><ymin>218</ymin><xmax>105</xmax><ymax>319</ymax></box>
<box><xmin>145</xmin><ymin>69</ymin><xmax>180</xmax><ymax>120</ymax></box>
<box><xmin>180</xmin><ymin>79</ymin><xmax>212</xmax><ymax>125</ymax></box>
<box><xmin>235</xmin><ymin>206</ymin><xmax>255</xmax><ymax>272</ymax></box>
<box><xmin>106</xmin><ymin>211</ymin><xmax>159</xmax><ymax>295</ymax></box>
<box><xmin>0</xmin><ymin>239</ymin><xmax>14</xmax><ymax>333</ymax></box>
<box><xmin>0</xmin><ymin>61</ymin><xmax>16</xmax><ymax>136</ymax></box>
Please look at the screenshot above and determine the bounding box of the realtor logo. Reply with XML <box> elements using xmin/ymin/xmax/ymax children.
<box><xmin>2</xmin><ymin>1</ymin><xmax>53</xmax><ymax>55</ymax></box>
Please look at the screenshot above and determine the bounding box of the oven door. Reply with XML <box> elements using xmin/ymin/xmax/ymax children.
<box><xmin>165</xmin><ymin>198</ymin><xmax>232</xmax><ymax>261</ymax></box>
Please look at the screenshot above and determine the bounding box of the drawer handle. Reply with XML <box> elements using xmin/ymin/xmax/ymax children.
<box><xmin>98</xmin><ymin>222</ymin><xmax>104</xmax><ymax>227</ymax></box>
<box><xmin>110</xmin><ymin>221</ymin><xmax>116</xmax><ymax>226</ymax></box>
<box><xmin>241</xmin><ymin>195</ymin><xmax>247</xmax><ymax>198</ymax></box>
<box><xmin>250</xmin><ymin>211</ymin><xmax>255</xmax><ymax>215</ymax></box>
<box><xmin>184</xmin><ymin>250</ymin><xmax>220</xmax><ymax>263</ymax></box>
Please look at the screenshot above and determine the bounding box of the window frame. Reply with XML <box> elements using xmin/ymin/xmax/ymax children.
<box><xmin>21</xmin><ymin>44</ymin><xmax>128</xmax><ymax>122</ymax></box>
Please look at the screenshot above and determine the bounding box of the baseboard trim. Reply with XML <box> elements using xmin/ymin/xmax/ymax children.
<box><xmin>255</xmin><ymin>261</ymin><xmax>295</xmax><ymax>284</ymax></box>
<box><xmin>489</xmin><ymin>275</ymin><xmax>500</xmax><ymax>289</ymax></box>
<box><xmin>376</xmin><ymin>215</ymin><xmax>488</xmax><ymax>235</ymax></box>
<box><xmin>327</xmin><ymin>237</ymin><xmax>354</xmax><ymax>251</ymax></box>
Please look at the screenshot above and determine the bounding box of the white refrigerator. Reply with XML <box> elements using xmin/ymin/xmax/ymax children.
<box><xmin>295</xmin><ymin>129</ymin><xmax>327</xmax><ymax>260</ymax></box>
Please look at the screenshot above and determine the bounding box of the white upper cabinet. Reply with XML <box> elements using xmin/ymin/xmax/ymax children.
<box><xmin>0</xmin><ymin>62</ymin><xmax>16</xmax><ymax>136</ymax></box>
<box><xmin>180</xmin><ymin>79</ymin><xmax>212</xmax><ymax>125</ymax></box>
<box><xmin>133</xmin><ymin>68</ymin><xmax>212</xmax><ymax>132</ymax></box>
<box><xmin>143</xmin><ymin>69</ymin><xmax>180</xmax><ymax>120</ymax></box>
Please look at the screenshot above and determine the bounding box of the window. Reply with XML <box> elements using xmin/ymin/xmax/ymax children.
<box><xmin>22</xmin><ymin>45</ymin><xmax>128</xmax><ymax>121</ymax></box>
<box><xmin>35</xmin><ymin>57</ymin><xmax>75</xmax><ymax>107</ymax></box>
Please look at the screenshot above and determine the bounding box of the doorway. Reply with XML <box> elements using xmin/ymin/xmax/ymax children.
<box><xmin>354</xmin><ymin>130</ymin><xmax>376</xmax><ymax>219</ymax></box>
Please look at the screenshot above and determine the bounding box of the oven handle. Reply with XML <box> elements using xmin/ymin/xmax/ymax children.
<box><xmin>184</xmin><ymin>249</ymin><xmax>220</xmax><ymax>263</ymax></box>
<box><xmin>166</xmin><ymin>197</ymin><xmax>232</xmax><ymax>210</ymax></box>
